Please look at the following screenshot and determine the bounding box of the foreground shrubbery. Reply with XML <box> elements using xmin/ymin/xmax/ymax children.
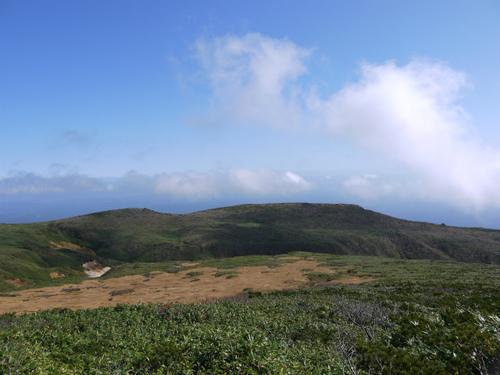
<box><xmin>2</xmin><ymin>280</ymin><xmax>500</xmax><ymax>374</ymax></box>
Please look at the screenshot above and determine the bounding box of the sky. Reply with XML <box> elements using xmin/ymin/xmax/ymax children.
<box><xmin>1</xmin><ymin>0</ymin><xmax>500</xmax><ymax>228</ymax></box>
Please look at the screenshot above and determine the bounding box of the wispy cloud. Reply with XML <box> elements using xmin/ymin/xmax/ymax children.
<box><xmin>342</xmin><ymin>174</ymin><xmax>397</xmax><ymax>200</ymax></box>
<box><xmin>195</xmin><ymin>33</ymin><xmax>500</xmax><ymax>210</ymax></box>
<box><xmin>0</xmin><ymin>171</ymin><xmax>100</xmax><ymax>195</ymax></box>
<box><xmin>195</xmin><ymin>33</ymin><xmax>311</xmax><ymax>129</ymax></box>
<box><xmin>61</xmin><ymin>130</ymin><xmax>94</xmax><ymax>146</ymax></box>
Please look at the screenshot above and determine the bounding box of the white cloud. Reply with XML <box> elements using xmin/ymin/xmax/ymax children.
<box><xmin>195</xmin><ymin>34</ymin><xmax>500</xmax><ymax>210</ymax></box>
<box><xmin>227</xmin><ymin>168</ymin><xmax>313</xmax><ymax>195</ymax></box>
<box><xmin>322</xmin><ymin>58</ymin><xmax>500</xmax><ymax>209</ymax></box>
<box><xmin>154</xmin><ymin>167</ymin><xmax>314</xmax><ymax>199</ymax></box>
<box><xmin>154</xmin><ymin>171</ymin><xmax>223</xmax><ymax>198</ymax></box>
<box><xmin>195</xmin><ymin>33</ymin><xmax>311</xmax><ymax>129</ymax></box>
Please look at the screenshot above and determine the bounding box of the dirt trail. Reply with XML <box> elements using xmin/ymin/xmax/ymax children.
<box><xmin>0</xmin><ymin>260</ymin><xmax>375</xmax><ymax>314</ymax></box>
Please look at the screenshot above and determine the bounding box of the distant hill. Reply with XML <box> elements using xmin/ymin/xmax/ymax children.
<box><xmin>1</xmin><ymin>203</ymin><xmax>500</xmax><ymax>290</ymax></box>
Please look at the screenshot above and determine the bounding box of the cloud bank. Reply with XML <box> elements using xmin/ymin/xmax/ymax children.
<box><xmin>153</xmin><ymin>168</ymin><xmax>313</xmax><ymax>199</ymax></box>
<box><xmin>196</xmin><ymin>33</ymin><xmax>500</xmax><ymax>210</ymax></box>
<box><xmin>0</xmin><ymin>168</ymin><xmax>313</xmax><ymax>199</ymax></box>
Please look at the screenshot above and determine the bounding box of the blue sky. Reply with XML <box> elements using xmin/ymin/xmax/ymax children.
<box><xmin>1</xmin><ymin>0</ymin><xmax>500</xmax><ymax>227</ymax></box>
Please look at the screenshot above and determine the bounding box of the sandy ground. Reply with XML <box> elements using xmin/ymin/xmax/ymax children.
<box><xmin>0</xmin><ymin>260</ymin><xmax>375</xmax><ymax>314</ymax></box>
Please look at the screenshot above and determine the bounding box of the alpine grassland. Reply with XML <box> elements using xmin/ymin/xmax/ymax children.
<box><xmin>1</xmin><ymin>204</ymin><xmax>500</xmax><ymax>373</ymax></box>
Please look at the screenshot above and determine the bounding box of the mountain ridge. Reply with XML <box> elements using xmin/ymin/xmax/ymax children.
<box><xmin>1</xmin><ymin>203</ymin><xmax>500</xmax><ymax>291</ymax></box>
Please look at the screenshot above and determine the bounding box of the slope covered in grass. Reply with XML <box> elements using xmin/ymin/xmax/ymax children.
<box><xmin>1</xmin><ymin>203</ymin><xmax>500</xmax><ymax>291</ymax></box>
<box><xmin>51</xmin><ymin>203</ymin><xmax>500</xmax><ymax>263</ymax></box>
<box><xmin>0</xmin><ymin>223</ymin><xmax>95</xmax><ymax>292</ymax></box>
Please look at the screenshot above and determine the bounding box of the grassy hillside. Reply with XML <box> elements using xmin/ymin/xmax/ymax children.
<box><xmin>53</xmin><ymin>204</ymin><xmax>500</xmax><ymax>262</ymax></box>
<box><xmin>0</xmin><ymin>222</ymin><xmax>95</xmax><ymax>292</ymax></box>
<box><xmin>1</xmin><ymin>203</ymin><xmax>500</xmax><ymax>290</ymax></box>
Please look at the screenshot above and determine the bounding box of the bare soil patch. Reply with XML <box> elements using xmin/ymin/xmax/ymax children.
<box><xmin>49</xmin><ymin>241</ymin><xmax>96</xmax><ymax>256</ymax></box>
<box><xmin>0</xmin><ymin>260</ymin><xmax>376</xmax><ymax>314</ymax></box>
<box><xmin>50</xmin><ymin>271</ymin><xmax>66</xmax><ymax>279</ymax></box>
<box><xmin>180</xmin><ymin>262</ymin><xmax>200</xmax><ymax>267</ymax></box>
<box><xmin>4</xmin><ymin>279</ymin><xmax>30</xmax><ymax>287</ymax></box>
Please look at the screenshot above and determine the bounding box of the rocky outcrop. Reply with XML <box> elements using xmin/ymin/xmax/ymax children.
<box><xmin>83</xmin><ymin>260</ymin><xmax>111</xmax><ymax>278</ymax></box>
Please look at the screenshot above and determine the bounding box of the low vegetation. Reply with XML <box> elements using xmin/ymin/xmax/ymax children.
<box><xmin>1</xmin><ymin>269</ymin><xmax>499</xmax><ymax>373</ymax></box>
<box><xmin>1</xmin><ymin>252</ymin><xmax>500</xmax><ymax>373</ymax></box>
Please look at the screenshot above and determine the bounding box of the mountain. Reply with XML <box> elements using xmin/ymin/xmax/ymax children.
<box><xmin>1</xmin><ymin>203</ymin><xmax>500</xmax><ymax>290</ymax></box>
